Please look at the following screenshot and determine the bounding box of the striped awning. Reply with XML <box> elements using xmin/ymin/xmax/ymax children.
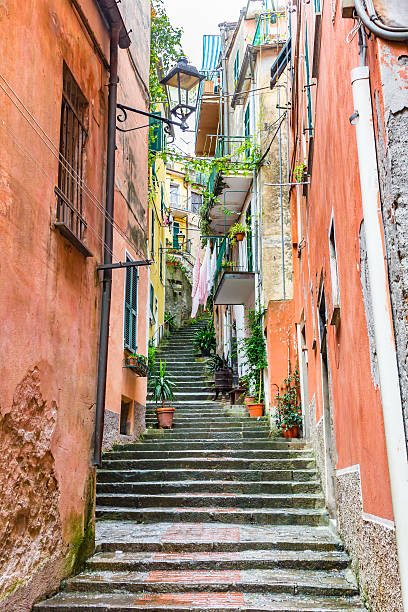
<box><xmin>201</xmin><ymin>35</ymin><xmax>221</xmax><ymax>72</ymax></box>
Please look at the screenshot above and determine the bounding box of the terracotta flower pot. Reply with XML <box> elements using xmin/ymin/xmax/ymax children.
<box><xmin>244</xmin><ymin>396</ymin><xmax>255</xmax><ymax>405</ymax></box>
<box><xmin>247</xmin><ymin>403</ymin><xmax>264</xmax><ymax>417</ymax></box>
<box><xmin>156</xmin><ymin>407</ymin><xmax>175</xmax><ymax>429</ymax></box>
<box><xmin>235</xmin><ymin>232</ymin><xmax>245</xmax><ymax>242</ymax></box>
<box><xmin>282</xmin><ymin>425</ymin><xmax>299</xmax><ymax>439</ymax></box>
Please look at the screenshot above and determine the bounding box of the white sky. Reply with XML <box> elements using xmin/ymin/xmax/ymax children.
<box><xmin>163</xmin><ymin>0</ymin><xmax>246</xmax><ymax>68</ymax></box>
<box><xmin>163</xmin><ymin>0</ymin><xmax>246</xmax><ymax>152</ymax></box>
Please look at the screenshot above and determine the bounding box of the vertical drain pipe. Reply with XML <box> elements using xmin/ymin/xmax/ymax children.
<box><xmin>351</xmin><ymin>64</ymin><xmax>408</xmax><ymax>610</ymax></box>
<box><xmin>93</xmin><ymin>24</ymin><xmax>121</xmax><ymax>466</ymax></box>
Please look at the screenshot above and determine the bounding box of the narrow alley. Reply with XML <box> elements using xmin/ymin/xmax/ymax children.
<box><xmin>35</xmin><ymin>321</ymin><xmax>363</xmax><ymax>610</ymax></box>
<box><xmin>1</xmin><ymin>0</ymin><xmax>408</xmax><ymax>611</ymax></box>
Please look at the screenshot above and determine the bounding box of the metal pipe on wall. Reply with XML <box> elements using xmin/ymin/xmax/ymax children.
<box><xmin>93</xmin><ymin>25</ymin><xmax>121</xmax><ymax>466</ymax></box>
<box><xmin>351</xmin><ymin>64</ymin><xmax>408</xmax><ymax>610</ymax></box>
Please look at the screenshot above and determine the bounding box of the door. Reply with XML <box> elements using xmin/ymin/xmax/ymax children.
<box><xmin>173</xmin><ymin>222</ymin><xmax>180</xmax><ymax>249</ymax></box>
<box><xmin>318</xmin><ymin>284</ymin><xmax>337</xmax><ymax>516</ymax></box>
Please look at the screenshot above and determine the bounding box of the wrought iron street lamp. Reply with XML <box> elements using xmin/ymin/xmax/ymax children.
<box><xmin>116</xmin><ymin>57</ymin><xmax>204</xmax><ymax>133</ymax></box>
<box><xmin>160</xmin><ymin>57</ymin><xmax>205</xmax><ymax>131</ymax></box>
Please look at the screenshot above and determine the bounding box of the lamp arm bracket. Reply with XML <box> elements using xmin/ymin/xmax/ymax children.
<box><xmin>116</xmin><ymin>104</ymin><xmax>186</xmax><ymax>131</ymax></box>
<box><xmin>97</xmin><ymin>259</ymin><xmax>152</xmax><ymax>271</ymax></box>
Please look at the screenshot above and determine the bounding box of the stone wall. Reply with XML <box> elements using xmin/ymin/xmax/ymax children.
<box><xmin>165</xmin><ymin>262</ymin><xmax>192</xmax><ymax>329</ymax></box>
<box><xmin>102</xmin><ymin>402</ymin><xmax>146</xmax><ymax>453</ymax></box>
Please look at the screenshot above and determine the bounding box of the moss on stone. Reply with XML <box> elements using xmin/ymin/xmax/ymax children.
<box><xmin>64</xmin><ymin>473</ymin><xmax>95</xmax><ymax>575</ymax></box>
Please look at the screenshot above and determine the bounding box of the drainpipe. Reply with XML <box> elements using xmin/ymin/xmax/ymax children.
<box><xmin>93</xmin><ymin>24</ymin><xmax>121</xmax><ymax>466</ymax></box>
<box><xmin>351</xmin><ymin>62</ymin><xmax>408</xmax><ymax>610</ymax></box>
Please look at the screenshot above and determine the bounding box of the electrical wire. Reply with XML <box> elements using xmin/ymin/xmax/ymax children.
<box><xmin>0</xmin><ymin>73</ymin><xmax>148</xmax><ymax>261</ymax></box>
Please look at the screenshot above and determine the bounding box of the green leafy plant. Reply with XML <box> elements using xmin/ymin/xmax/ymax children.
<box><xmin>228</xmin><ymin>222</ymin><xmax>248</xmax><ymax>240</ymax></box>
<box><xmin>150</xmin><ymin>0</ymin><xmax>183</xmax><ymax>103</ymax></box>
<box><xmin>164</xmin><ymin>312</ymin><xmax>176</xmax><ymax>332</ymax></box>
<box><xmin>148</xmin><ymin>360</ymin><xmax>177</xmax><ymax>408</ymax></box>
<box><xmin>294</xmin><ymin>163</ymin><xmax>307</xmax><ymax>183</ymax></box>
<box><xmin>240</xmin><ymin>308</ymin><xmax>267</xmax><ymax>403</ymax></box>
<box><xmin>275</xmin><ymin>369</ymin><xmax>302</xmax><ymax>430</ymax></box>
<box><xmin>148</xmin><ymin>344</ymin><xmax>157</xmax><ymax>373</ymax></box>
<box><xmin>194</xmin><ymin>320</ymin><xmax>216</xmax><ymax>356</ymax></box>
<box><xmin>207</xmin><ymin>354</ymin><xmax>225</xmax><ymax>373</ymax></box>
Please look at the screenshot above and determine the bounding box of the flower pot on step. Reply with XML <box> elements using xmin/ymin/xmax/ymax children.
<box><xmin>156</xmin><ymin>407</ymin><xmax>175</xmax><ymax>429</ymax></box>
<box><xmin>235</xmin><ymin>232</ymin><xmax>245</xmax><ymax>242</ymax></box>
<box><xmin>282</xmin><ymin>425</ymin><xmax>299</xmax><ymax>439</ymax></box>
<box><xmin>247</xmin><ymin>402</ymin><xmax>264</xmax><ymax>417</ymax></box>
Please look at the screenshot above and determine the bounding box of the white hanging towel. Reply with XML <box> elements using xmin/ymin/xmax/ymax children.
<box><xmin>207</xmin><ymin>246</ymin><xmax>217</xmax><ymax>294</ymax></box>
<box><xmin>198</xmin><ymin>244</ymin><xmax>210</xmax><ymax>306</ymax></box>
<box><xmin>191</xmin><ymin>250</ymin><xmax>201</xmax><ymax>318</ymax></box>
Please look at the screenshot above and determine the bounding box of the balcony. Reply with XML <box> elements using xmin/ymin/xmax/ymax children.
<box><xmin>253</xmin><ymin>11</ymin><xmax>287</xmax><ymax>47</ymax></box>
<box><xmin>195</xmin><ymin>71</ymin><xmax>221</xmax><ymax>157</ymax></box>
<box><xmin>211</xmin><ymin>236</ymin><xmax>255</xmax><ymax>306</ymax></box>
<box><xmin>207</xmin><ymin>136</ymin><xmax>253</xmax><ymax>236</ymax></box>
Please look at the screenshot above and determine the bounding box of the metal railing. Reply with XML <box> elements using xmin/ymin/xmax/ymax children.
<box><xmin>210</xmin><ymin>235</ymin><xmax>254</xmax><ymax>297</ymax></box>
<box><xmin>253</xmin><ymin>11</ymin><xmax>287</xmax><ymax>46</ymax></box>
<box><xmin>207</xmin><ymin>135</ymin><xmax>251</xmax><ymax>196</ymax></box>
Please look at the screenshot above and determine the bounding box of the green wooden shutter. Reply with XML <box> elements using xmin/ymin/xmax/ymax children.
<box><xmin>124</xmin><ymin>258</ymin><xmax>138</xmax><ymax>352</ymax></box>
<box><xmin>149</xmin><ymin>112</ymin><xmax>163</xmax><ymax>152</ymax></box>
<box><xmin>151</xmin><ymin>208</ymin><xmax>155</xmax><ymax>259</ymax></box>
<box><xmin>173</xmin><ymin>221</ymin><xmax>180</xmax><ymax>249</ymax></box>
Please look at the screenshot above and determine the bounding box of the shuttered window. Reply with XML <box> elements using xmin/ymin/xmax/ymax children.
<box><xmin>151</xmin><ymin>207</ymin><xmax>155</xmax><ymax>260</ymax></box>
<box><xmin>304</xmin><ymin>24</ymin><xmax>313</xmax><ymax>133</ymax></box>
<box><xmin>233</xmin><ymin>51</ymin><xmax>240</xmax><ymax>87</ymax></box>
<box><xmin>124</xmin><ymin>256</ymin><xmax>138</xmax><ymax>352</ymax></box>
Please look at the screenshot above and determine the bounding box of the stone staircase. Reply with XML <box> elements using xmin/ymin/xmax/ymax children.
<box><xmin>35</xmin><ymin>320</ymin><xmax>364</xmax><ymax>610</ymax></box>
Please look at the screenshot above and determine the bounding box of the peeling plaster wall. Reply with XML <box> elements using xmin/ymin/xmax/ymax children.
<box><xmin>165</xmin><ymin>263</ymin><xmax>192</xmax><ymax>329</ymax></box>
<box><xmin>374</xmin><ymin>45</ymin><xmax>408</xmax><ymax>441</ymax></box>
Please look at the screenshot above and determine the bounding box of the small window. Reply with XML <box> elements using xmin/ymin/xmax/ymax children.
<box><xmin>170</xmin><ymin>183</ymin><xmax>179</xmax><ymax>208</ymax></box>
<box><xmin>56</xmin><ymin>64</ymin><xmax>89</xmax><ymax>252</ymax></box>
<box><xmin>329</xmin><ymin>220</ymin><xmax>340</xmax><ymax>325</ymax></box>
<box><xmin>150</xmin><ymin>284</ymin><xmax>155</xmax><ymax>319</ymax></box>
<box><xmin>233</xmin><ymin>51</ymin><xmax>240</xmax><ymax>87</ymax></box>
<box><xmin>124</xmin><ymin>255</ymin><xmax>138</xmax><ymax>352</ymax></box>
<box><xmin>191</xmin><ymin>192</ymin><xmax>202</xmax><ymax>214</ymax></box>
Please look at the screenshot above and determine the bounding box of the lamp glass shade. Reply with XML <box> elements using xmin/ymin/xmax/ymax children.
<box><xmin>161</xmin><ymin>57</ymin><xmax>204</xmax><ymax>122</ymax></box>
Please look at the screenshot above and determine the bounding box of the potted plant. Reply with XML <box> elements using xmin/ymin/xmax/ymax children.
<box><xmin>148</xmin><ymin>359</ymin><xmax>177</xmax><ymax>428</ymax></box>
<box><xmin>222</xmin><ymin>259</ymin><xmax>234</xmax><ymax>272</ymax></box>
<box><xmin>124</xmin><ymin>353</ymin><xmax>149</xmax><ymax>377</ymax></box>
<box><xmin>275</xmin><ymin>369</ymin><xmax>302</xmax><ymax>438</ymax></box>
<box><xmin>228</xmin><ymin>222</ymin><xmax>248</xmax><ymax>242</ymax></box>
<box><xmin>240</xmin><ymin>308</ymin><xmax>268</xmax><ymax>417</ymax></box>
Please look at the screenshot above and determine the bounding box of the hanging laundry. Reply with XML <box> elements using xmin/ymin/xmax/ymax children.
<box><xmin>198</xmin><ymin>243</ymin><xmax>210</xmax><ymax>306</ymax></box>
<box><xmin>191</xmin><ymin>250</ymin><xmax>201</xmax><ymax>318</ymax></box>
<box><xmin>207</xmin><ymin>246</ymin><xmax>217</xmax><ymax>294</ymax></box>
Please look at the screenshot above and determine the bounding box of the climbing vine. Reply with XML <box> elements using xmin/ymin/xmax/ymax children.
<box><xmin>150</xmin><ymin>0</ymin><xmax>183</xmax><ymax>103</ymax></box>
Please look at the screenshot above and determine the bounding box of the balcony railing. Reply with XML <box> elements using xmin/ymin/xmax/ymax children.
<box><xmin>253</xmin><ymin>11</ymin><xmax>287</xmax><ymax>46</ymax></box>
<box><xmin>210</xmin><ymin>236</ymin><xmax>255</xmax><ymax>305</ymax></box>
<box><xmin>207</xmin><ymin>136</ymin><xmax>252</xmax><ymax>197</ymax></box>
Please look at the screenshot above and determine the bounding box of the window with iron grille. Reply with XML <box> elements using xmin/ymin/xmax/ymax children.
<box><xmin>56</xmin><ymin>64</ymin><xmax>88</xmax><ymax>247</ymax></box>
<box><xmin>124</xmin><ymin>255</ymin><xmax>138</xmax><ymax>352</ymax></box>
<box><xmin>191</xmin><ymin>191</ymin><xmax>202</xmax><ymax>214</ymax></box>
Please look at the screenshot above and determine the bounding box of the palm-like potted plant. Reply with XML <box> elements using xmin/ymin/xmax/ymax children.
<box><xmin>275</xmin><ymin>369</ymin><xmax>302</xmax><ymax>438</ymax></box>
<box><xmin>240</xmin><ymin>308</ymin><xmax>267</xmax><ymax>417</ymax></box>
<box><xmin>194</xmin><ymin>321</ymin><xmax>216</xmax><ymax>357</ymax></box>
<box><xmin>148</xmin><ymin>360</ymin><xmax>177</xmax><ymax>428</ymax></box>
<box><xmin>228</xmin><ymin>222</ymin><xmax>248</xmax><ymax>242</ymax></box>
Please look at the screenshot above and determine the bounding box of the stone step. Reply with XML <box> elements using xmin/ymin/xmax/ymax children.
<box><xmin>95</xmin><ymin>506</ymin><xmax>329</xmax><ymax>526</ymax></box>
<box><xmin>94</xmin><ymin>521</ymin><xmax>344</xmax><ymax>554</ymax></box>
<box><xmin>100</xmin><ymin>458</ymin><xmax>316</xmax><ymax>471</ymax></box>
<box><xmin>102</xmin><ymin>449</ymin><xmax>313</xmax><ymax>461</ymax></box>
<box><xmin>86</xmin><ymin>549</ymin><xmax>349</xmax><ymax>572</ymax></box>
<box><xmin>64</xmin><ymin>567</ymin><xmax>356</xmax><ymax>597</ymax></box>
<box><xmin>96</xmin><ymin>469</ymin><xmax>318</xmax><ymax>483</ymax></box>
<box><xmin>96</xmin><ymin>493</ymin><xmax>325</xmax><ymax>510</ymax></box>
<box><xmin>141</xmin><ymin>431</ymin><xmax>274</xmax><ymax>440</ymax></box>
<box><xmin>96</xmin><ymin>480</ymin><xmax>322</xmax><ymax>496</ymax></box>
<box><xmin>143</xmin><ymin>419</ymin><xmax>269</xmax><ymax>429</ymax></box>
<box><xmin>121</xmin><ymin>440</ymin><xmax>308</xmax><ymax>451</ymax></box>
<box><xmin>34</xmin><ymin>591</ymin><xmax>364</xmax><ymax>610</ymax></box>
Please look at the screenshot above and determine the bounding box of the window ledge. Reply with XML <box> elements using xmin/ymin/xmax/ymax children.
<box><xmin>54</xmin><ymin>221</ymin><xmax>93</xmax><ymax>258</ymax></box>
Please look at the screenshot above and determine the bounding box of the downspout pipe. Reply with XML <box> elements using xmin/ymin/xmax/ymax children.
<box><xmin>93</xmin><ymin>24</ymin><xmax>121</xmax><ymax>466</ymax></box>
<box><xmin>351</xmin><ymin>64</ymin><xmax>408</xmax><ymax>610</ymax></box>
<box><xmin>220</xmin><ymin>25</ymin><xmax>230</xmax><ymax>144</ymax></box>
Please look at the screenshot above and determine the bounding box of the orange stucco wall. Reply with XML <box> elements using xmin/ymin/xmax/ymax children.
<box><xmin>266</xmin><ymin>300</ymin><xmax>296</xmax><ymax>403</ymax></box>
<box><xmin>0</xmin><ymin>0</ymin><xmax>149</xmax><ymax>607</ymax></box>
<box><xmin>289</xmin><ymin>4</ymin><xmax>393</xmax><ymax>520</ymax></box>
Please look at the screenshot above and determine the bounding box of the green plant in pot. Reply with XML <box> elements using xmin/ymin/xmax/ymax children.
<box><xmin>228</xmin><ymin>222</ymin><xmax>248</xmax><ymax>242</ymax></box>
<box><xmin>148</xmin><ymin>359</ymin><xmax>177</xmax><ymax>428</ymax></box>
<box><xmin>240</xmin><ymin>308</ymin><xmax>267</xmax><ymax>417</ymax></box>
<box><xmin>275</xmin><ymin>369</ymin><xmax>302</xmax><ymax>438</ymax></box>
